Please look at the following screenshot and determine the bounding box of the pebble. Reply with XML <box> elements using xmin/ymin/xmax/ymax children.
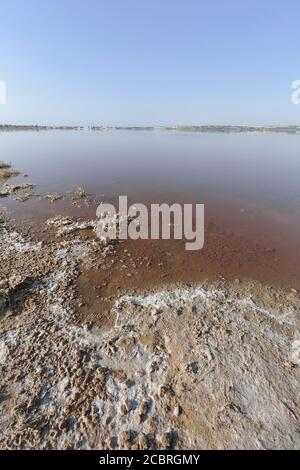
<box><xmin>138</xmin><ymin>400</ymin><xmax>149</xmax><ymax>423</ymax></box>
<box><xmin>173</xmin><ymin>404</ymin><xmax>182</xmax><ymax>417</ymax></box>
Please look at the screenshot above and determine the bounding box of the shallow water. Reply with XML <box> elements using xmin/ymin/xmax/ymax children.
<box><xmin>1</xmin><ymin>130</ymin><xmax>300</xmax><ymax>287</ymax></box>
<box><xmin>1</xmin><ymin>130</ymin><xmax>300</xmax><ymax>210</ymax></box>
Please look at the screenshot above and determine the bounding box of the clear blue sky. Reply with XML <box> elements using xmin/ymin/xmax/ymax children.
<box><xmin>0</xmin><ymin>0</ymin><xmax>299</xmax><ymax>125</ymax></box>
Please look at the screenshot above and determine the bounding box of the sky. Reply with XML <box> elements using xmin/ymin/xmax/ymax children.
<box><xmin>0</xmin><ymin>0</ymin><xmax>300</xmax><ymax>126</ymax></box>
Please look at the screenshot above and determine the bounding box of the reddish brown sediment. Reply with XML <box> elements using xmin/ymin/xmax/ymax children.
<box><xmin>76</xmin><ymin>232</ymin><xmax>300</xmax><ymax>325</ymax></box>
<box><xmin>66</xmin><ymin>195</ymin><xmax>300</xmax><ymax>322</ymax></box>
<box><xmin>3</xmin><ymin>193</ymin><xmax>300</xmax><ymax>322</ymax></box>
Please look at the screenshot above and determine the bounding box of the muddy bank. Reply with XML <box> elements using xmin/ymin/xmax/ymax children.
<box><xmin>1</xmin><ymin>155</ymin><xmax>300</xmax><ymax>291</ymax></box>
<box><xmin>0</xmin><ymin>215</ymin><xmax>299</xmax><ymax>449</ymax></box>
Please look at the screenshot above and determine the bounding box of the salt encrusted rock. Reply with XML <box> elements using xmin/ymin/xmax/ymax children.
<box><xmin>2</xmin><ymin>182</ymin><xmax>34</xmax><ymax>193</ymax></box>
<box><xmin>45</xmin><ymin>194</ymin><xmax>63</xmax><ymax>203</ymax></box>
<box><xmin>0</xmin><ymin>279</ymin><xmax>9</xmax><ymax>290</ymax></box>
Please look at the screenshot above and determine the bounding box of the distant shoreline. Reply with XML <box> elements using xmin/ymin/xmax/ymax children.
<box><xmin>1</xmin><ymin>124</ymin><xmax>300</xmax><ymax>133</ymax></box>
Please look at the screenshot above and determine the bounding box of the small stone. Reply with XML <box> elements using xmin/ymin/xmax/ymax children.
<box><xmin>284</xmin><ymin>361</ymin><xmax>296</xmax><ymax>370</ymax></box>
<box><xmin>138</xmin><ymin>400</ymin><xmax>149</xmax><ymax>423</ymax></box>
<box><xmin>0</xmin><ymin>279</ymin><xmax>9</xmax><ymax>290</ymax></box>
<box><xmin>9</xmin><ymin>275</ymin><xmax>23</xmax><ymax>289</ymax></box>
<box><xmin>173</xmin><ymin>404</ymin><xmax>182</xmax><ymax>417</ymax></box>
